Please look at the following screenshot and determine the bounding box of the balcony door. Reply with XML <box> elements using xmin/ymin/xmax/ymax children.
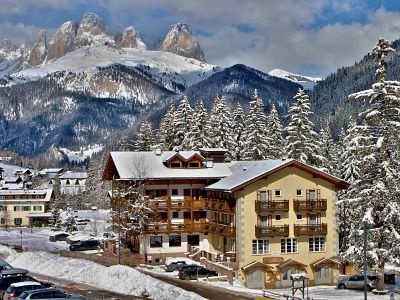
<box><xmin>307</xmin><ymin>189</ymin><xmax>320</xmax><ymax>201</ymax></box>
<box><xmin>260</xmin><ymin>215</ymin><xmax>272</xmax><ymax>227</ymax></box>
<box><xmin>308</xmin><ymin>213</ymin><xmax>321</xmax><ymax>225</ymax></box>
<box><xmin>259</xmin><ymin>190</ymin><xmax>272</xmax><ymax>202</ymax></box>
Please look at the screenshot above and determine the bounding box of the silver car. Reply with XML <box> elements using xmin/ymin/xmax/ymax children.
<box><xmin>3</xmin><ymin>281</ymin><xmax>43</xmax><ymax>300</ymax></box>
<box><xmin>18</xmin><ymin>288</ymin><xmax>86</xmax><ymax>299</ymax></box>
<box><xmin>337</xmin><ymin>274</ymin><xmax>377</xmax><ymax>291</ymax></box>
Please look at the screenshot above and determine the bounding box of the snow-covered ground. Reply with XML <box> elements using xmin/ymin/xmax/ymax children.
<box><xmin>58</xmin><ymin>144</ymin><xmax>103</xmax><ymax>163</ymax></box>
<box><xmin>0</xmin><ymin>246</ymin><xmax>203</xmax><ymax>300</ymax></box>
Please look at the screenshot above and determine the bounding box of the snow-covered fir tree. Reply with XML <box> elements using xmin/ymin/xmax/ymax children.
<box><xmin>173</xmin><ymin>96</ymin><xmax>193</xmax><ymax>148</ymax></box>
<box><xmin>232</xmin><ymin>103</ymin><xmax>245</xmax><ymax>160</ymax></box>
<box><xmin>342</xmin><ymin>38</ymin><xmax>400</xmax><ymax>291</ymax></box>
<box><xmin>182</xmin><ymin>100</ymin><xmax>209</xmax><ymax>150</ymax></box>
<box><xmin>85</xmin><ymin>153</ymin><xmax>111</xmax><ymax>208</ymax></box>
<box><xmin>284</xmin><ymin>89</ymin><xmax>323</xmax><ymax>166</ymax></box>
<box><xmin>206</xmin><ymin>96</ymin><xmax>235</xmax><ymax>157</ymax></box>
<box><xmin>135</xmin><ymin>119</ymin><xmax>154</xmax><ymax>151</ymax></box>
<box><xmin>240</xmin><ymin>89</ymin><xmax>271</xmax><ymax>160</ymax></box>
<box><xmin>266</xmin><ymin>103</ymin><xmax>284</xmax><ymax>159</ymax></box>
<box><xmin>317</xmin><ymin>124</ymin><xmax>335</xmax><ymax>174</ymax></box>
<box><xmin>64</xmin><ymin>208</ymin><xmax>77</xmax><ymax>232</ymax></box>
<box><xmin>49</xmin><ymin>199</ymin><xmax>63</xmax><ymax>229</ymax></box>
<box><xmin>158</xmin><ymin>102</ymin><xmax>176</xmax><ymax>151</ymax></box>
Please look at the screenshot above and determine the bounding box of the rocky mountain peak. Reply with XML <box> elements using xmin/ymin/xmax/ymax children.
<box><xmin>115</xmin><ymin>26</ymin><xmax>146</xmax><ymax>50</ymax></box>
<box><xmin>156</xmin><ymin>23</ymin><xmax>205</xmax><ymax>62</ymax></box>
<box><xmin>0</xmin><ymin>39</ymin><xmax>17</xmax><ymax>51</ymax></box>
<box><xmin>28</xmin><ymin>30</ymin><xmax>47</xmax><ymax>66</ymax></box>
<box><xmin>47</xmin><ymin>21</ymin><xmax>78</xmax><ymax>61</ymax></box>
<box><xmin>72</xmin><ymin>12</ymin><xmax>113</xmax><ymax>50</ymax></box>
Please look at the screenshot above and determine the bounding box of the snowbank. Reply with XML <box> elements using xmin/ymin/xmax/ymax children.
<box><xmin>0</xmin><ymin>246</ymin><xmax>203</xmax><ymax>300</ymax></box>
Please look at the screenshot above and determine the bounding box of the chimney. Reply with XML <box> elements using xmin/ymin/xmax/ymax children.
<box><xmin>154</xmin><ymin>148</ymin><xmax>162</xmax><ymax>156</ymax></box>
<box><xmin>205</xmin><ymin>158</ymin><xmax>214</xmax><ymax>168</ymax></box>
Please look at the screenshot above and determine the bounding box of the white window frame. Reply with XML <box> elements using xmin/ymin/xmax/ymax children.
<box><xmin>309</xmin><ymin>236</ymin><xmax>326</xmax><ymax>252</ymax></box>
<box><xmin>33</xmin><ymin>206</ymin><xmax>42</xmax><ymax>212</ymax></box>
<box><xmin>296</xmin><ymin>189</ymin><xmax>303</xmax><ymax>197</ymax></box>
<box><xmin>274</xmin><ymin>189</ymin><xmax>282</xmax><ymax>198</ymax></box>
<box><xmin>252</xmin><ymin>239</ymin><xmax>270</xmax><ymax>255</ymax></box>
<box><xmin>315</xmin><ymin>266</ymin><xmax>330</xmax><ymax>278</ymax></box>
<box><xmin>280</xmin><ymin>238</ymin><xmax>298</xmax><ymax>253</ymax></box>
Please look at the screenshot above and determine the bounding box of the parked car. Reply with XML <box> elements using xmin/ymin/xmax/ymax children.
<box><xmin>49</xmin><ymin>233</ymin><xmax>69</xmax><ymax>242</ymax></box>
<box><xmin>0</xmin><ymin>260</ymin><xmax>13</xmax><ymax>272</ymax></box>
<box><xmin>165</xmin><ymin>261</ymin><xmax>190</xmax><ymax>272</ymax></box>
<box><xmin>0</xmin><ymin>269</ymin><xmax>53</xmax><ymax>295</ymax></box>
<box><xmin>69</xmin><ymin>240</ymin><xmax>99</xmax><ymax>251</ymax></box>
<box><xmin>337</xmin><ymin>274</ymin><xmax>377</xmax><ymax>291</ymax></box>
<box><xmin>178</xmin><ymin>265</ymin><xmax>218</xmax><ymax>280</ymax></box>
<box><xmin>3</xmin><ymin>281</ymin><xmax>43</xmax><ymax>300</ymax></box>
<box><xmin>18</xmin><ymin>287</ymin><xmax>86</xmax><ymax>299</ymax></box>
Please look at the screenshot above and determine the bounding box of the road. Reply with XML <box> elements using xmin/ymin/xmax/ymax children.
<box><xmin>30</xmin><ymin>272</ymin><xmax>144</xmax><ymax>299</ymax></box>
<box><xmin>140</xmin><ymin>270</ymin><xmax>255</xmax><ymax>300</ymax></box>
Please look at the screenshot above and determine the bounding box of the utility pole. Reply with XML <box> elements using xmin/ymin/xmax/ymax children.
<box><xmin>363</xmin><ymin>221</ymin><xmax>368</xmax><ymax>300</ymax></box>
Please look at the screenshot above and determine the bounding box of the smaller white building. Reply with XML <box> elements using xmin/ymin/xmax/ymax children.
<box><xmin>59</xmin><ymin>172</ymin><xmax>88</xmax><ymax>195</ymax></box>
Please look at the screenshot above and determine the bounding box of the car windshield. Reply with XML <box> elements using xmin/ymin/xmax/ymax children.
<box><xmin>19</xmin><ymin>291</ymin><xmax>29</xmax><ymax>299</ymax></box>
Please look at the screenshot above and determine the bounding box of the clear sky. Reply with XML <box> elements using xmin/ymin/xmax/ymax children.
<box><xmin>1</xmin><ymin>0</ymin><xmax>400</xmax><ymax>77</ymax></box>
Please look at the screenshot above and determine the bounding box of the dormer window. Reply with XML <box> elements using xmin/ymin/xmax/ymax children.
<box><xmin>189</xmin><ymin>162</ymin><xmax>200</xmax><ymax>168</ymax></box>
<box><xmin>170</xmin><ymin>162</ymin><xmax>181</xmax><ymax>168</ymax></box>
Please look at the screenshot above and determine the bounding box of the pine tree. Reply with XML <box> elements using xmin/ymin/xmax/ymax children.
<box><xmin>85</xmin><ymin>153</ymin><xmax>110</xmax><ymax>208</ymax></box>
<box><xmin>182</xmin><ymin>100</ymin><xmax>209</xmax><ymax>150</ymax></box>
<box><xmin>318</xmin><ymin>124</ymin><xmax>335</xmax><ymax>173</ymax></box>
<box><xmin>64</xmin><ymin>208</ymin><xmax>77</xmax><ymax>232</ymax></box>
<box><xmin>206</xmin><ymin>96</ymin><xmax>235</xmax><ymax>157</ymax></box>
<box><xmin>342</xmin><ymin>38</ymin><xmax>400</xmax><ymax>291</ymax></box>
<box><xmin>285</xmin><ymin>89</ymin><xmax>323</xmax><ymax>166</ymax></box>
<box><xmin>135</xmin><ymin>119</ymin><xmax>154</xmax><ymax>151</ymax></box>
<box><xmin>240</xmin><ymin>90</ymin><xmax>271</xmax><ymax>160</ymax></box>
<box><xmin>158</xmin><ymin>102</ymin><xmax>176</xmax><ymax>151</ymax></box>
<box><xmin>266</xmin><ymin>103</ymin><xmax>284</xmax><ymax>159</ymax></box>
<box><xmin>232</xmin><ymin>103</ymin><xmax>245</xmax><ymax>160</ymax></box>
<box><xmin>173</xmin><ymin>96</ymin><xmax>193</xmax><ymax>148</ymax></box>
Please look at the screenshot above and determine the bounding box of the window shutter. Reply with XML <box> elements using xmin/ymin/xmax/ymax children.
<box><xmin>306</xmin><ymin>213</ymin><xmax>310</xmax><ymax>225</ymax></box>
<box><xmin>306</xmin><ymin>189</ymin><xmax>310</xmax><ymax>200</ymax></box>
<box><xmin>268</xmin><ymin>215</ymin><xmax>273</xmax><ymax>226</ymax></box>
<box><xmin>317</xmin><ymin>189</ymin><xmax>321</xmax><ymax>200</ymax></box>
<box><xmin>257</xmin><ymin>190</ymin><xmax>260</xmax><ymax>201</ymax></box>
<box><xmin>317</xmin><ymin>213</ymin><xmax>321</xmax><ymax>225</ymax></box>
<box><xmin>268</xmin><ymin>190</ymin><xmax>272</xmax><ymax>201</ymax></box>
<box><xmin>257</xmin><ymin>215</ymin><xmax>260</xmax><ymax>226</ymax></box>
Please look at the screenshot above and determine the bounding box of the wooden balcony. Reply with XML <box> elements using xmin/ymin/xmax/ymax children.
<box><xmin>205</xmin><ymin>221</ymin><xmax>235</xmax><ymax>237</ymax></box>
<box><xmin>255</xmin><ymin>225</ymin><xmax>289</xmax><ymax>238</ymax></box>
<box><xmin>204</xmin><ymin>198</ymin><xmax>235</xmax><ymax>212</ymax></box>
<box><xmin>146</xmin><ymin>220</ymin><xmax>206</xmax><ymax>234</ymax></box>
<box><xmin>294</xmin><ymin>223</ymin><xmax>327</xmax><ymax>236</ymax></box>
<box><xmin>148</xmin><ymin>196</ymin><xmax>193</xmax><ymax>210</ymax></box>
<box><xmin>255</xmin><ymin>200</ymin><xmax>289</xmax><ymax>212</ymax></box>
<box><xmin>293</xmin><ymin>199</ymin><xmax>327</xmax><ymax>211</ymax></box>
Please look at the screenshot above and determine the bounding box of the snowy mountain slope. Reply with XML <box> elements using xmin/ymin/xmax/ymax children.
<box><xmin>268</xmin><ymin>68</ymin><xmax>321</xmax><ymax>90</ymax></box>
<box><xmin>11</xmin><ymin>46</ymin><xmax>220</xmax><ymax>93</ymax></box>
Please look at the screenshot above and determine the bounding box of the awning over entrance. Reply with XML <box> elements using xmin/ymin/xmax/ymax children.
<box><xmin>311</xmin><ymin>257</ymin><xmax>342</xmax><ymax>269</ymax></box>
<box><xmin>278</xmin><ymin>259</ymin><xmax>307</xmax><ymax>270</ymax></box>
<box><xmin>242</xmin><ymin>261</ymin><xmax>273</xmax><ymax>271</ymax></box>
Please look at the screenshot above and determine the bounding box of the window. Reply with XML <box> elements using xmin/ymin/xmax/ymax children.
<box><xmin>169</xmin><ymin>235</ymin><xmax>181</xmax><ymax>247</ymax></box>
<box><xmin>171</xmin><ymin>189</ymin><xmax>178</xmax><ymax>196</ymax></box>
<box><xmin>33</xmin><ymin>206</ymin><xmax>42</xmax><ymax>211</ymax></box>
<box><xmin>0</xmin><ymin>218</ymin><xmax>5</xmax><ymax>225</ymax></box>
<box><xmin>308</xmin><ymin>189</ymin><xmax>317</xmax><ymax>200</ymax></box>
<box><xmin>275</xmin><ymin>215</ymin><xmax>281</xmax><ymax>221</ymax></box>
<box><xmin>283</xmin><ymin>268</ymin><xmax>297</xmax><ymax>280</ymax></box>
<box><xmin>315</xmin><ymin>266</ymin><xmax>330</xmax><ymax>278</ymax></box>
<box><xmin>274</xmin><ymin>190</ymin><xmax>282</xmax><ymax>197</ymax></box>
<box><xmin>14</xmin><ymin>218</ymin><xmax>22</xmax><ymax>226</ymax></box>
<box><xmin>172</xmin><ymin>212</ymin><xmax>179</xmax><ymax>218</ymax></box>
<box><xmin>188</xmin><ymin>235</ymin><xmax>200</xmax><ymax>246</ymax></box>
<box><xmin>296</xmin><ymin>189</ymin><xmax>302</xmax><ymax>196</ymax></box>
<box><xmin>252</xmin><ymin>239</ymin><xmax>269</xmax><ymax>254</ymax></box>
<box><xmin>309</xmin><ymin>237</ymin><xmax>326</xmax><ymax>252</ymax></box>
<box><xmin>150</xmin><ymin>236</ymin><xmax>162</xmax><ymax>248</ymax></box>
<box><xmin>22</xmin><ymin>206</ymin><xmax>30</xmax><ymax>211</ymax></box>
<box><xmin>309</xmin><ymin>214</ymin><xmax>318</xmax><ymax>225</ymax></box>
<box><xmin>189</xmin><ymin>162</ymin><xmax>200</xmax><ymax>168</ymax></box>
<box><xmin>0</xmin><ymin>205</ymin><xmax>6</xmax><ymax>211</ymax></box>
<box><xmin>296</xmin><ymin>214</ymin><xmax>302</xmax><ymax>220</ymax></box>
<box><xmin>281</xmin><ymin>238</ymin><xmax>298</xmax><ymax>253</ymax></box>
<box><xmin>13</xmin><ymin>206</ymin><xmax>21</xmax><ymax>211</ymax></box>
<box><xmin>170</xmin><ymin>162</ymin><xmax>181</xmax><ymax>168</ymax></box>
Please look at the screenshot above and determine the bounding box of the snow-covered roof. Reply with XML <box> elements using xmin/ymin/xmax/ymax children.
<box><xmin>198</xmin><ymin>148</ymin><xmax>227</xmax><ymax>152</ymax></box>
<box><xmin>2</xmin><ymin>176</ymin><xmax>22</xmax><ymax>183</ymax></box>
<box><xmin>14</xmin><ymin>168</ymin><xmax>31</xmax><ymax>174</ymax></box>
<box><xmin>59</xmin><ymin>172</ymin><xmax>88</xmax><ymax>179</ymax></box>
<box><xmin>161</xmin><ymin>151</ymin><xmax>204</xmax><ymax>163</ymax></box>
<box><xmin>0</xmin><ymin>189</ymin><xmax>53</xmax><ymax>202</ymax></box>
<box><xmin>105</xmin><ymin>151</ymin><xmax>234</xmax><ymax>180</ymax></box>
<box><xmin>27</xmin><ymin>213</ymin><xmax>52</xmax><ymax>218</ymax></box>
<box><xmin>205</xmin><ymin>159</ymin><xmax>349</xmax><ymax>191</ymax></box>
<box><xmin>10</xmin><ymin>281</ymin><xmax>42</xmax><ymax>287</ymax></box>
<box><xmin>39</xmin><ymin>168</ymin><xmax>64</xmax><ymax>174</ymax></box>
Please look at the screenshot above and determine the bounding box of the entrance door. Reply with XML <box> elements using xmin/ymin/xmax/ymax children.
<box><xmin>247</xmin><ymin>268</ymin><xmax>264</xmax><ymax>289</ymax></box>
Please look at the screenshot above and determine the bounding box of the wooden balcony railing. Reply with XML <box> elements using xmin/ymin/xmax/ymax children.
<box><xmin>205</xmin><ymin>221</ymin><xmax>235</xmax><ymax>237</ymax></box>
<box><xmin>293</xmin><ymin>199</ymin><xmax>327</xmax><ymax>211</ymax></box>
<box><xmin>255</xmin><ymin>200</ymin><xmax>289</xmax><ymax>212</ymax></box>
<box><xmin>255</xmin><ymin>225</ymin><xmax>289</xmax><ymax>237</ymax></box>
<box><xmin>146</xmin><ymin>220</ymin><xmax>206</xmax><ymax>234</ymax></box>
<box><xmin>294</xmin><ymin>223</ymin><xmax>327</xmax><ymax>236</ymax></box>
<box><xmin>204</xmin><ymin>198</ymin><xmax>235</xmax><ymax>212</ymax></box>
<box><xmin>148</xmin><ymin>196</ymin><xmax>194</xmax><ymax>210</ymax></box>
